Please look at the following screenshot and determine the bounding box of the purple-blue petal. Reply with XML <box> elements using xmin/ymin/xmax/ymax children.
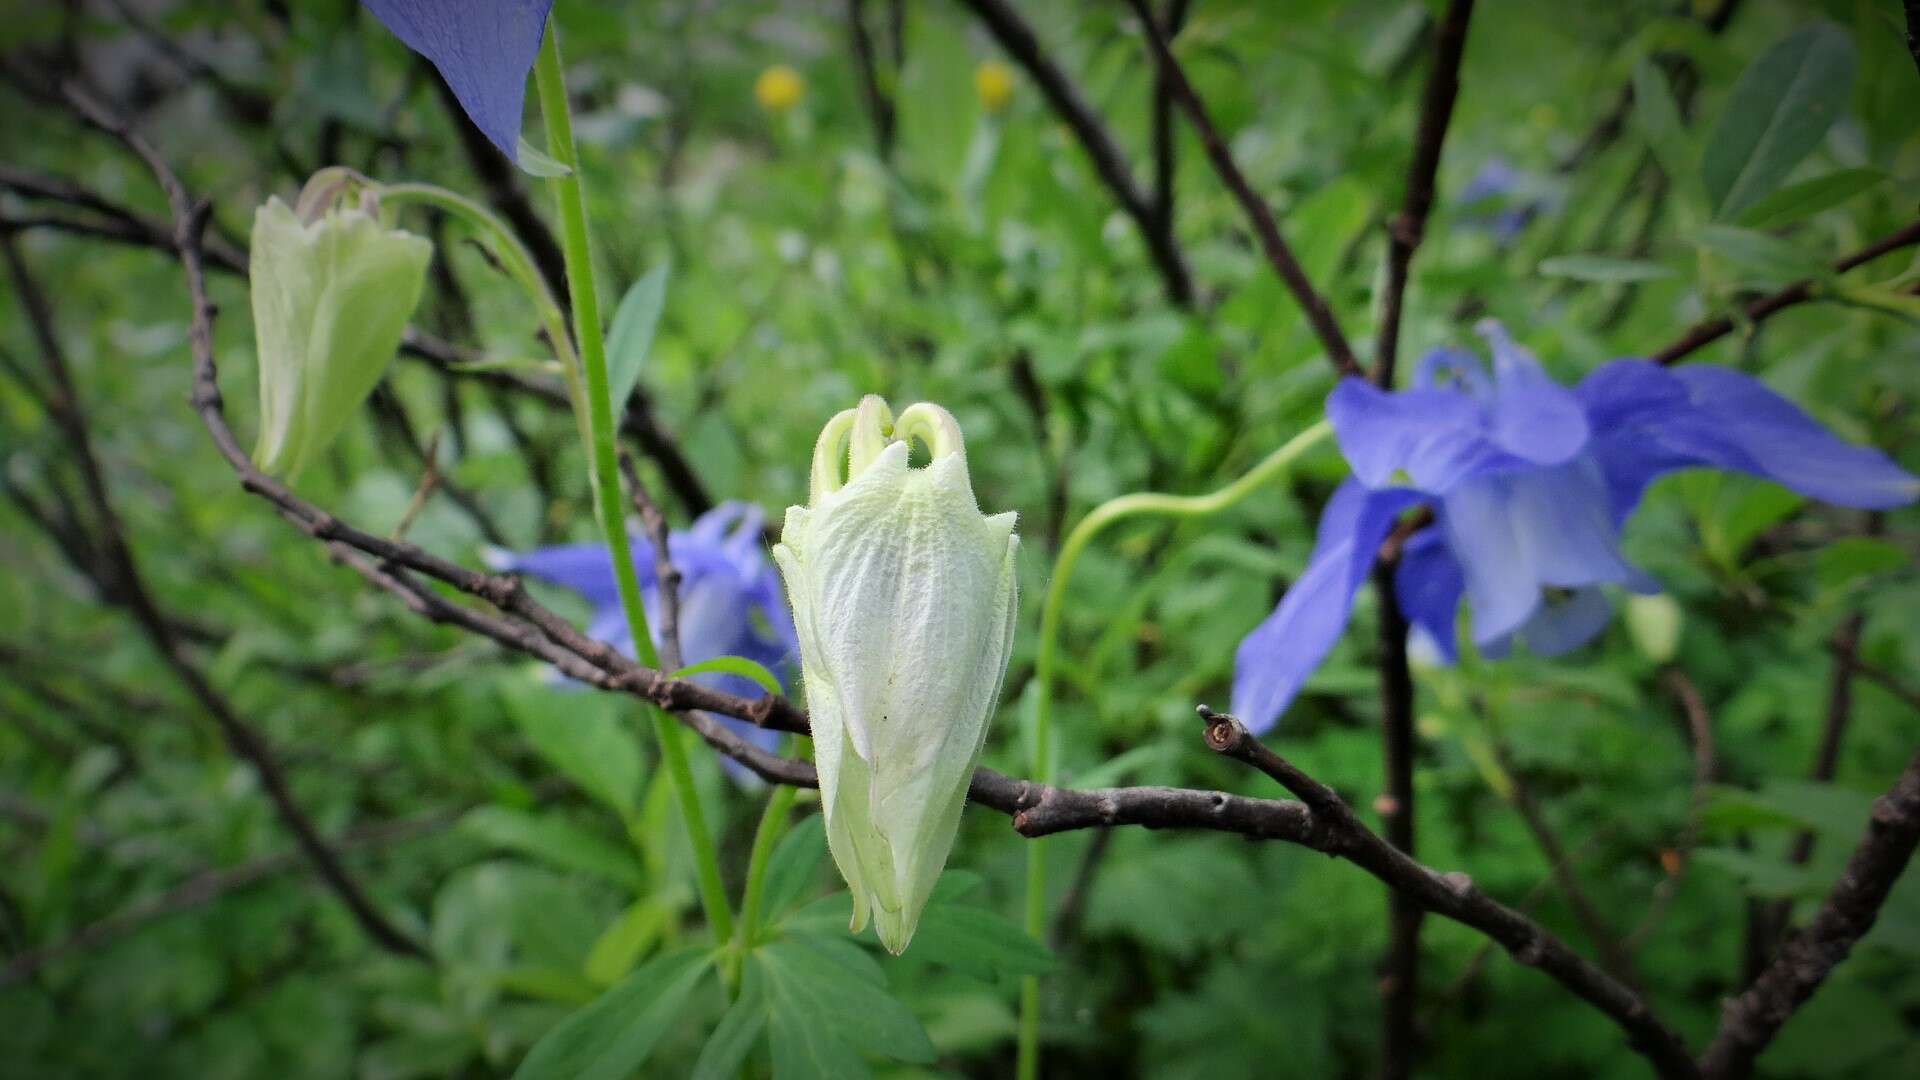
<box><xmin>1441</xmin><ymin>455</ymin><xmax>1650</xmax><ymax>647</ymax></box>
<box><xmin>361</xmin><ymin>0</ymin><xmax>553</xmax><ymax>161</ymax></box>
<box><xmin>1328</xmin><ymin>377</ymin><xmax>1505</xmax><ymax>494</ymax></box>
<box><xmin>1232</xmin><ymin>480</ymin><xmax>1425</xmax><ymax>733</ymax></box>
<box><xmin>1481</xmin><ymin>586</ymin><xmax>1613</xmax><ymax>660</ymax></box>
<box><xmin>1393</xmin><ymin>527</ymin><xmax>1464</xmax><ymax>664</ymax></box>
<box><xmin>1578</xmin><ymin>359</ymin><xmax>1919</xmax><ymax>516</ymax></box>
<box><xmin>1478</xmin><ymin>320</ymin><xmax>1590</xmax><ymax>467</ymax></box>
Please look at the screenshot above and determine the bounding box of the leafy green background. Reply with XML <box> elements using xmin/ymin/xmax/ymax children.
<box><xmin>2</xmin><ymin>0</ymin><xmax>1916</xmax><ymax>1076</ymax></box>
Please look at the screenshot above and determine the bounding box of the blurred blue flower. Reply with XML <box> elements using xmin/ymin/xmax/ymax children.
<box><xmin>488</xmin><ymin>501</ymin><xmax>797</xmax><ymax>773</ymax></box>
<box><xmin>361</xmin><ymin>0</ymin><xmax>553</xmax><ymax>161</ymax></box>
<box><xmin>1232</xmin><ymin>320</ymin><xmax>1918</xmax><ymax>733</ymax></box>
<box><xmin>1458</xmin><ymin>158</ymin><xmax>1542</xmax><ymax>241</ymax></box>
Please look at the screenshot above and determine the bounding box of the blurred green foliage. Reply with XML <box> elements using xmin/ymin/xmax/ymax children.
<box><xmin>1</xmin><ymin>1</ymin><xmax>1917</xmax><ymax>1076</ymax></box>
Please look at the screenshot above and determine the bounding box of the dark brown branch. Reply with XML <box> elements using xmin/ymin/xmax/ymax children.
<box><xmin>1554</xmin><ymin>0</ymin><xmax>1742</xmax><ymax>173</ymax></box>
<box><xmin>1</xmin><ymin>220</ymin><xmax>428</xmax><ymax>962</ymax></box>
<box><xmin>1652</xmin><ymin>219</ymin><xmax>1920</xmax><ymax>365</ymax></box>
<box><xmin>620</xmin><ymin>451</ymin><xmax>684</xmax><ymax>671</ymax></box>
<box><xmin>1148</xmin><ymin>0</ymin><xmax>1193</xmax><ymax>230</ymax></box>
<box><xmin>953</xmin><ymin>0</ymin><xmax>1194</xmax><ymax>307</ymax></box>
<box><xmin>1195</xmin><ymin>709</ymin><xmax>1698</xmax><ymax>1078</ymax></box>
<box><xmin>1493</xmin><ymin>736</ymin><xmax>1640</xmax><ymax>988</ymax></box>
<box><xmin>1121</xmin><ymin>0</ymin><xmax>1360</xmax><ymax>377</ymax></box>
<box><xmin>1372</xmin><ymin>0</ymin><xmax>1474</xmax><ymax>388</ymax></box>
<box><xmin>1903</xmin><ymin>0</ymin><xmax>1920</xmax><ymax>77</ymax></box>
<box><xmin>1836</xmin><ymin>650</ymin><xmax>1920</xmax><ymax>713</ymax></box>
<box><xmin>1698</xmin><ymin>748</ymin><xmax>1920</xmax><ymax>1078</ymax></box>
<box><xmin>1371</xmin><ymin>565</ymin><xmax>1424</xmax><ymax>1079</ymax></box>
<box><xmin>847</xmin><ymin>0</ymin><xmax>898</xmax><ymax>161</ymax></box>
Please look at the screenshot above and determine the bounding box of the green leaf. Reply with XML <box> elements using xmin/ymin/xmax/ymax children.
<box><xmin>604</xmin><ymin>262</ymin><xmax>669</xmax><ymax>421</ymax></box>
<box><xmin>1692</xmin><ymin>225</ymin><xmax>1828</xmax><ymax>289</ymax></box>
<box><xmin>1631</xmin><ymin>57</ymin><xmax>1696</xmax><ymax>208</ymax></box>
<box><xmin>583</xmin><ymin>898</ymin><xmax>674</xmax><ymax>986</ymax></box>
<box><xmin>502</xmin><ymin>680</ymin><xmax>642</xmax><ymax>819</ymax></box>
<box><xmin>1537</xmin><ymin>255</ymin><xmax>1677</xmax><ymax>283</ymax></box>
<box><xmin>1702</xmin><ymin>22</ymin><xmax>1857</xmax><ymax>219</ymax></box>
<box><xmin>691</xmin><ymin>963</ymin><xmax>770</xmax><ymax>1080</ymax></box>
<box><xmin>459</xmin><ymin>806</ymin><xmax>645</xmax><ymax>889</ymax></box>
<box><xmin>756</xmin><ymin>935</ymin><xmax>935</xmax><ymax>1078</ymax></box>
<box><xmin>907</xmin><ymin>901</ymin><xmax>1055</xmax><ymax>979</ymax></box>
<box><xmin>515</xmin><ymin>137</ymin><xmax>573</xmax><ymax>178</ymax></box>
<box><xmin>1733</xmin><ymin>167</ymin><xmax>1885</xmax><ymax>228</ymax></box>
<box><xmin>669</xmin><ymin>654</ymin><xmax>783</xmax><ymax>698</ymax></box>
<box><xmin>512</xmin><ymin>946</ymin><xmax>712</xmax><ymax>1080</ymax></box>
<box><xmin>1815</xmin><ymin>537</ymin><xmax>1909</xmax><ymax>589</ymax></box>
<box><xmin>760</xmin><ymin>813</ymin><xmax>827</xmax><ymax>925</ymax></box>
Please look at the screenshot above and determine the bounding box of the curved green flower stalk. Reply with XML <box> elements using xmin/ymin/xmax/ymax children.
<box><xmin>1016</xmin><ymin>418</ymin><xmax>1333</xmax><ymax>1079</ymax></box>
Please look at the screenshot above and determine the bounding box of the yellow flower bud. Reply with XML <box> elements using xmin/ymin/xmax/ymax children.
<box><xmin>754</xmin><ymin>64</ymin><xmax>805</xmax><ymax>112</ymax></box>
<box><xmin>975</xmin><ymin>60</ymin><xmax>1014</xmax><ymax>113</ymax></box>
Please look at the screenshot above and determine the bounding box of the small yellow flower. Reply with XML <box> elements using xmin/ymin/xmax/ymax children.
<box><xmin>755</xmin><ymin>64</ymin><xmax>805</xmax><ymax>112</ymax></box>
<box><xmin>974</xmin><ymin>60</ymin><xmax>1014</xmax><ymax>113</ymax></box>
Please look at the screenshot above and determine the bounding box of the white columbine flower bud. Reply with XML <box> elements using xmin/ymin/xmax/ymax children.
<box><xmin>250</xmin><ymin>169</ymin><xmax>432</xmax><ymax>478</ymax></box>
<box><xmin>774</xmin><ymin>395</ymin><xmax>1019</xmax><ymax>953</ymax></box>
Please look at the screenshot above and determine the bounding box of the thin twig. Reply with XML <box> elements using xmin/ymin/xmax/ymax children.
<box><xmin>1698</xmin><ymin>748</ymin><xmax>1920</xmax><ymax>1078</ymax></box>
<box><xmin>953</xmin><ymin>0</ymin><xmax>1194</xmax><ymax>307</ymax></box>
<box><xmin>1652</xmin><ymin>219</ymin><xmax>1920</xmax><ymax>364</ymax></box>
<box><xmin>847</xmin><ymin>0</ymin><xmax>897</xmax><ymax>161</ymax></box>
<box><xmin>1196</xmin><ymin>708</ymin><xmax>1698</xmax><ymax>1078</ymax></box>
<box><xmin>1</xmin><ymin>220</ymin><xmax>429</xmax><ymax>962</ymax></box>
<box><xmin>1121</xmin><ymin>0</ymin><xmax>1360</xmax><ymax>377</ymax></box>
<box><xmin>1371</xmin><ymin>565</ymin><xmax>1424</xmax><ymax>1079</ymax></box>
<box><xmin>1371</xmin><ymin>0</ymin><xmax>1474</xmax><ymax>388</ymax></box>
<box><xmin>1631</xmin><ymin>668</ymin><xmax>1719</xmax><ymax>948</ymax></box>
<box><xmin>1148</xmin><ymin>0</ymin><xmax>1193</xmax><ymax>230</ymax></box>
<box><xmin>1902</xmin><ymin>0</ymin><xmax>1920</xmax><ymax>77</ymax></box>
<box><xmin>619</xmin><ymin>450</ymin><xmax>683</xmax><ymax>671</ymax></box>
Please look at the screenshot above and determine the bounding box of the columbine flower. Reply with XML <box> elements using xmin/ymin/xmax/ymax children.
<box><xmin>975</xmin><ymin>60</ymin><xmax>1015</xmax><ymax>113</ymax></box>
<box><xmin>487</xmin><ymin>502</ymin><xmax>798</xmax><ymax>770</ymax></box>
<box><xmin>754</xmin><ymin>64</ymin><xmax>805</xmax><ymax>112</ymax></box>
<box><xmin>250</xmin><ymin>170</ymin><xmax>432</xmax><ymax>478</ymax></box>
<box><xmin>774</xmin><ymin>396</ymin><xmax>1019</xmax><ymax>954</ymax></box>
<box><xmin>1232</xmin><ymin>320</ymin><xmax>1917</xmax><ymax>733</ymax></box>
<box><xmin>361</xmin><ymin>0</ymin><xmax>553</xmax><ymax>162</ymax></box>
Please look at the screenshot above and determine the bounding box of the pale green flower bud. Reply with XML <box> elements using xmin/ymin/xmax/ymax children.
<box><xmin>774</xmin><ymin>396</ymin><xmax>1019</xmax><ymax>953</ymax></box>
<box><xmin>250</xmin><ymin>171</ymin><xmax>432</xmax><ymax>477</ymax></box>
<box><xmin>1625</xmin><ymin>593</ymin><xmax>1683</xmax><ymax>664</ymax></box>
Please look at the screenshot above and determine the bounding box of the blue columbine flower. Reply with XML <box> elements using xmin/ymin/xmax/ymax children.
<box><xmin>1232</xmin><ymin>320</ymin><xmax>1918</xmax><ymax>733</ymax></box>
<box><xmin>489</xmin><ymin>501</ymin><xmax>797</xmax><ymax>772</ymax></box>
<box><xmin>361</xmin><ymin>0</ymin><xmax>553</xmax><ymax>161</ymax></box>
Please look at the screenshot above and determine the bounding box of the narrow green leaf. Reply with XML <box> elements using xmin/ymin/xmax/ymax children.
<box><xmin>908</xmin><ymin>903</ymin><xmax>1055</xmax><ymax>979</ymax></box>
<box><xmin>583</xmin><ymin>897</ymin><xmax>674</xmax><ymax>986</ymax></box>
<box><xmin>1537</xmin><ymin>254</ymin><xmax>1677</xmax><ymax>283</ymax></box>
<box><xmin>502</xmin><ymin>679</ymin><xmax>642</xmax><ymax>818</ymax></box>
<box><xmin>1631</xmin><ymin>57</ymin><xmax>1695</xmax><ymax>205</ymax></box>
<box><xmin>1815</xmin><ymin>537</ymin><xmax>1909</xmax><ymax>589</ymax></box>
<box><xmin>604</xmin><ymin>261</ymin><xmax>670</xmax><ymax>421</ymax></box>
<box><xmin>759</xmin><ymin>813</ymin><xmax>827</xmax><ymax>926</ymax></box>
<box><xmin>1702</xmin><ymin>23</ymin><xmax>1857</xmax><ymax>218</ymax></box>
<box><xmin>512</xmin><ymin>946</ymin><xmax>712</xmax><ymax>1080</ymax></box>
<box><xmin>1693</xmin><ymin>225</ymin><xmax>1829</xmax><ymax>288</ymax></box>
<box><xmin>459</xmin><ymin>806</ymin><xmax>645</xmax><ymax>889</ymax></box>
<box><xmin>691</xmin><ymin>963</ymin><xmax>770</xmax><ymax>1080</ymax></box>
<box><xmin>757</xmin><ymin>936</ymin><xmax>935</xmax><ymax>1076</ymax></box>
<box><xmin>1733</xmin><ymin>167</ymin><xmax>1884</xmax><ymax>228</ymax></box>
<box><xmin>670</xmin><ymin>654</ymin><xmax>783</xmax><ymax>697</ymax></box>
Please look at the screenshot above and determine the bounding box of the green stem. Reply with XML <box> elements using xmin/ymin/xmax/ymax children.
<box><xmin>1015</xmin><ymin>418</ymin><xmax>1334</xmax><ymax>1080</ymax></box>
<box><xmin>377</xmin><ymin>181</ymin><xmax>590</xmax><ymax>448</ymax></box>
<box><xmin>738</xmin><ymin>770</ymin><xmax>800</xmax><ymax>947</ymax></box>
<box><xmin>533</xmin><ymin>17</ymin><xmax>736</xmax><ymax>949</ymax></box>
